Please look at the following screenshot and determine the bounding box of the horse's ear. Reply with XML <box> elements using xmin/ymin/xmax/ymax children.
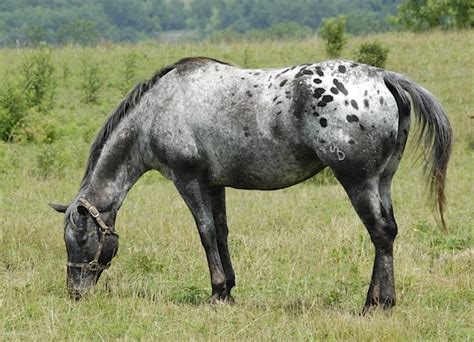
<box><xmin>49</xmin><ymin>203</ymin><xmax>69</xmax><ymax>213</ymax></box>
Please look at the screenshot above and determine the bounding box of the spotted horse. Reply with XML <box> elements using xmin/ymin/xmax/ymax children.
<box><xmin>50</xmin><ymin>57</ymin><xmax>452</xmax><ymax>314</ymax></box>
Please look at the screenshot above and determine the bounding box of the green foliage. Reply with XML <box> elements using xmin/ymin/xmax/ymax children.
<box><xmin>21</xmin><ymin>47</ymin><xmax>56</xmax><ymax>112</ymax></box>
<box><xmin>80</xmin><ymin>60</ymin><xmax>102</xmax><ymax>104</ymax></box>
<box><xmin>0</xmin><ymin>80</ymin><xmax>28</xmax><ymax>142</ymax></box>
<box><xmin>394</xmin><ymin>0</ymin><xmax>474</xmax><ymax>31</ymax></box>
<box><xmin>0</xmin><ymin>0</ymin><xmax>401</xmax><ymax>46</ymax></box>
<box><xmin>35</xmin><ymin>144</ymin><xmax>66</xmax><ymax>178</ymax></box>
<box><xmin>57</xmin><ymin>20</ymin><xmax>100</xmax><ymax>46</ymax></box>
<box><xmin>355</xmin><ymin>42</ymin><xmax>390</xmax><ymax>68</ymax></box>
<box><xmin>121</xmin><ymin>52</ymin><xmax>138</xmax><ymax>95</ymax></box>
<box><xmin>319</xmin><ymin>16</ymin><xmax>347</xmax><ymax>58</ymax></box>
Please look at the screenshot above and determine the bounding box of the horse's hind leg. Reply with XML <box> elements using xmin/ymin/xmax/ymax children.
<box><xmin>335</xmin><ymin>175</ymin><xmax>397</xmax><ymax>314</ymax></box>
<box><xmin>209</xmin><ymin>187</ymin><xmax>236</xmax><ymax>302</ymax></box>
<box><xmin>171</xmin><ymin>171</ymin><xmax>229</xmax><ymax>303</ymax></box>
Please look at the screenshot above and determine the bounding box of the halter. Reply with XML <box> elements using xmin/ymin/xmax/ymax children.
<box><xmin>67</xmin><ymin>197</ymin><xmax>119</xmax><ymax>272</ymax></box>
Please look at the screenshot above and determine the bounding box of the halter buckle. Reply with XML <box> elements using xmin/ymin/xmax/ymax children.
<box><xmin>87</xmin><ymin>260</ymin><xmax>102</xmax><ymax>271</ymax></box>
<box><xmin>88</xmin><ymin>206</ymin><xmax>100</xmax><ymax>218</ymax></box>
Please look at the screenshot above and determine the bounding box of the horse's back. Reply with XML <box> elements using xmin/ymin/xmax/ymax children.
<box><xmin>145</xmin><ymin>59</ymin><xmax>400</xmax><ymax>187</ymax></box>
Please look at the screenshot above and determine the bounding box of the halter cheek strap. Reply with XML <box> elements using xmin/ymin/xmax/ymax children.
<box><xmin>67</xmin><ymin>197</ymin><xmax>119</xmax><ymax>272</ymax></box>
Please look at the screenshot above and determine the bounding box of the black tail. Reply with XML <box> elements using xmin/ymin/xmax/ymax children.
<box><xmin>384</xmin><ymin>72</ymin><xmax>452</xmax><ymax>230</ymax></box>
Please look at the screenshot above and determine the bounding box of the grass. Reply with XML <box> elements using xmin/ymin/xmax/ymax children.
<box><xmin>0</xmin><ymin>30</ymin><xmax>473</xmax><ymax>340</ymax></box>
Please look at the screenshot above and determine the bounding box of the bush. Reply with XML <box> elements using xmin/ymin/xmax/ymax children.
<box><xmin>13</xmin><ymin>109</ymin><xmax>57</xmax><ymax>144</ymax></box>
<box><xmin>22</xmin><ymin>46</ymin><xmax>56</xmax><ymax>112</ymax></box>
<box><xmin>0</xmin><ymin>80</ymin><xmax>28</xmax><ymax>142</ymax></box>
<box><xmin>355</xmin><ymin>42</ymin><xmax>390</xmax><ymax>68</ymax></box>
<box><xmin>121</xmin><ymin>52</ymin><xmax>138</xmax><ymax>95</ymax></box>
<box><xmin>81</xmin><ymin>59</ymin><xmax>102</xmax><ymax>104</ymax></box>
<box><xmin>319</xmin><ymin>16</ymin><xmax>347</xmax><ymax>58</ymax></box>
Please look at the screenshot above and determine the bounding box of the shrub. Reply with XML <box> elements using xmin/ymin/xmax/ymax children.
<box><xmin>0</xmin><ymin>81</ymin><xmax>28</xmax><ymax>142</ymax></box>
<box><xmin>319</xmin><ymin>16</ymin><xmax>347</xmax><ymax>58</ymax></box>
<box><xmin>14</xmin><ymin>108</ymin><xmax>57</xmax><ymax>144</ymax></box>
<box><xmin>355</xmin><ymin>42</ymin><xmax>390</xmax><ymax>68</ymax></box>
<box><xmin>35</xmin><ymin>144</ymin><xmax>68</xmax><ymax>178</ymax></box>
<box><xmin>81</xmin><ymin>59</ymin><xmax>102</xmax><ymax>104</ymax></box>
<box><xmin>22</xmin><ymin>46</ymin><xmax>56</xmax><ymax>112</ymax></box>
<box><xmin>121</xmin><ymin>52</ymin><xmax>138</xmax><ymax>95</ymax></box>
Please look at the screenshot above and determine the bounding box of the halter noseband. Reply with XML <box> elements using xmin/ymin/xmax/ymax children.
<box><xmin>67</xmin><ymin>197</ymin><xmax>119</xmax><ymax>272</ymax></box>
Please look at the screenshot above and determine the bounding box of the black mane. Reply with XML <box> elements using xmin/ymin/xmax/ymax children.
<box><xmin>79</xmin><ymin>57</ymin><xmax>230</xmax><ymax>189</ymax></box>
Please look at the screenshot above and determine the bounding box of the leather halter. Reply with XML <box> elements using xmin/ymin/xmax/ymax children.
<box><xmin>67</xmin><ymin>197</ymin><xmax>119</xmax><ymax>272</ymax></box>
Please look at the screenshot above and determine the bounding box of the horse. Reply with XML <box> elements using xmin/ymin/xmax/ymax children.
<box><xmin>50</xmin><ymin>57</ymin><xmax>452</xmax><ymax>313</ymax></box>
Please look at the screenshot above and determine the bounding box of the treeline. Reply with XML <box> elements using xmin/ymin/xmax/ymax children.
<box><xmin>0</xmin><ymin>0</ymin><xmax>472</xmax><ymax>46</ymax></box>
<box><xmin>0</xmin><ymin>0</ymin><xmax>400</xmax><ymax>46</ymax></box>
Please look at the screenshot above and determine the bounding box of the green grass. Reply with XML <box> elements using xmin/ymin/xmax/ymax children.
<box><xmin>0</xmin><ymin>30</ymin><xmax>473</xmax><ymax>340</ymax></box>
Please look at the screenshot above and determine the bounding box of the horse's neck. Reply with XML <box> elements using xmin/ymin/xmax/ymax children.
<box><xmin>79</xmin><ymin>124</ymin><xmax>149</xmax><ymax>212</ymax></box>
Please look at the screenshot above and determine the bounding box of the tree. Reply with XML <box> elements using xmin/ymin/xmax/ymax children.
<box><xmin>394</xmin><ymin>0</ymin><xmax>474</xmax><ymax>31</ymax></box>
<box><xmin>319</xmin><ymin>16</ymin><xmax>347</xmax><ymax>58</ymax></box>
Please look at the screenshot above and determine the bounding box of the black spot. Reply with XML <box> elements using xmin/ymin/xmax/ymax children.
<box><xmin>351</xmin><ymin>100</ymin><xmax>359</xmax><ymax>110</ymax></box>
<box><xmin>403</xmin><ymin>129</ymin><xmax>408</xmax><ymax>137</ymax></box>
<box><xmin>359</xmin><ymin>124</ymin><xmax>366</xmax><ymax>131</ymax></box>
<box><xmin>321</xmin><ymin>95</ymin><xmax>333</xmax><ymax>103</ymax></box>
<box><xmin>276</xmin><ymin>111</ymin><xmax>282</xmax><ymax>115</ymax></box>
<box><xmin>344</xmin><ymin>100</ymin><xmax>349</xmax><ymax>106</ymax></box>
<box><xmin>313</xmin><ymin>88</ymin><xmax>325</xmax><ymax>99</ymax></box>
<box><xmin>253</xmin><ymin>84</ymin><xmax>258</xmax><ymax>88</ymax></box>
<box><xmin>317</xmin><ymin>101</ymin><xmax>327</xmax><ymax>107</ymax></box>
<box><xmin>231</xmin><ymin>92</ymin><xmax>235</xmax><ymax>96</ymax></box>
<box><xmin>338</xmin><ymin>65</ymin><xmax>346</xmax><ymax>73</ymax></box>
<box><xmin>330</xmin><ymin>87</ymin><xmax>339</xmax><ymax>94</ymax></box>
<box><xmin>268</xmin><ymin>83</ymin><xmax>272</xmax><ymax>89</ymax></box>
<box><xmin>333</xmin><ymin>79</ymin><xmax>348</xmax><ymax>96</ymax></box>
<box><xmin>295</xmin><ymin>72</ymin><xmax>304</xmax><ymax>78</ymax></box>
<box><xmin>279</xmin><ymin>79</ymin><xmax>288</xmax><ymax>87</ymax></box>
<box><xmin>315</xmin><ymin>67</ymin><xmax>324</xmax><ymax>77</ymax></box>
<box><xmin>377</xmin><ymin>90</ymin><xmax>380</xmax><ymax>95</ymax></box>
<box><xmin>241</xmin><ymin>77</ymin><xmax>245</xmax><ymax>80</ymax></box>
<box><xmin>276</xmin><ymin>101</ymin><xmax>283</xmax><ymax>105</ymax></box>
<box><xmin>320</xmin><ymin>139</ymin><xmax>326</xmax><ymax>144</ymax></box>
<box><xmin>379</xmin><ymin>97</ymin><xmax>384</xmax><ymax>105</ymax></box>
<box><xmin>244</xmin><ymin>131</ymin><xmax>250</xmax><ymax>137</ymax></box>
<box><xmin>346</xmin><ymin>114</ymin><xmax>359</xmax><ymax>123</ymax></box>
<box><xmin>313</xmin><ymin>78</ymin><xmax>322</xmax><ymax>84</ymax></box>
<box><xmin>319</xmin><ymin>118</ymin><xmax>328</xmax><ymax>127</ymax></box>
<box><xmin>351</xmin><ymin>63</ymin><xmax>359</xmax><ymax>67</ymax></box>
<box><xmin>246</xmin><ymin>91</ymin><xmax>253</xmax><ymax>97</ymax></box>
<box><xmin>312</xmin><ymin>111</ymin><xmax>320</xmax><ymax>116</ymax></box>
<box><xmin>364</xmin><ymin>99</ymin><xmax>369</xmax><ymax>108</ymax></box>
<box><xmin>302</xmin><ymin>69</ymin><xmax>314</xmax><ymax>75</ymax></box>
<box><xmin>364</xmin><ymin>90</ymin><xmax>368</xmax><ymax>96</ymax></box>
<box><xmin>348</xmin><ymin>139</ymin><xmax>355</xmax><ymax>145</ymax></box>
<box><xmin>253</xmin><ymin>72</ymin><xmax>260</xmax><ymax>76</ymax></box>
<box><xmin>273</xmin><ymin>96</ymin><xmax>278</xmax><ymax>102</ymax></box>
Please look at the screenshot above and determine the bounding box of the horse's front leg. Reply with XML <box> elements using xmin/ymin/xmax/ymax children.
<box><xmin>172</xmin><ymin>171</ymin><xmax>228</xmax><ymax>303</ymax></box>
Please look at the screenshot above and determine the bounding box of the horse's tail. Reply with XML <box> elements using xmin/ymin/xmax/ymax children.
<box><xmin>383</xmin><ymin>71</ymin><xmax>452</xmax><ymax>230</ymax></box>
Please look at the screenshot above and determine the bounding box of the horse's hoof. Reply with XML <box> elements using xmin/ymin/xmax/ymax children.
<box><xmin>209</xmin><ymin>293</ymin><xmax>234</xmax><ymax>305</ymax></box>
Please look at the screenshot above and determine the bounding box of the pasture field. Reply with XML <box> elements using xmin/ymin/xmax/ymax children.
<box><xmin>0</xmin><ymin>30</ymin><xmax>473</xmax><ymax>340</ymax></box>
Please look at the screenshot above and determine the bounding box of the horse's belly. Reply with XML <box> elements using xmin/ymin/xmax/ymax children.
<box><xmin>207</xmin><ymin>144</ymin><xmax>324</xmax><ymax>190</ymax></box>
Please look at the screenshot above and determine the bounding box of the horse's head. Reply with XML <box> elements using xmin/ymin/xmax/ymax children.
<box><xmin>50</xmin><ymin>198</ymin><xmax>119</xmax><ymax>300</ymax></box>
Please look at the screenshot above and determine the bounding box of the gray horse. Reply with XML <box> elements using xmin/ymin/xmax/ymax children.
<box><xmin>50</xmin><ymin>57</ymin><xmax>451</xmax><ymax>313</ymax></box>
